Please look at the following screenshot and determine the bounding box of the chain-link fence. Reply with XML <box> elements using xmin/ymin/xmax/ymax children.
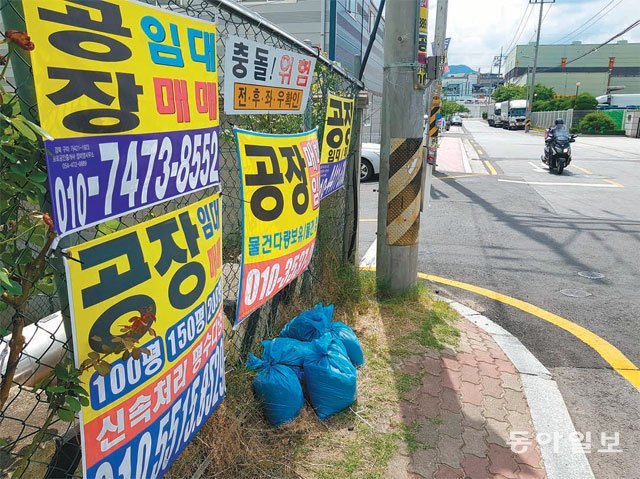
<box><xmin>0</xmin><ymin>0</ymin><xmax>363</xmax><ymax>476</ymax></box>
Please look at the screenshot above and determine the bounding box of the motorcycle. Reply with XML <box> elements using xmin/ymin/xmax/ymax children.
<box><xmin>542</xmin><ymin>130</ymin><xmax>577</xmax><ymax>174</ymax></box>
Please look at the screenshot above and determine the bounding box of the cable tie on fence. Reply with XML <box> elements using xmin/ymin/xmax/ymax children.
<box><xmin>53</xmin><ymin>246</ymin><xmax>83</xmax><ymax>265</ymax></box>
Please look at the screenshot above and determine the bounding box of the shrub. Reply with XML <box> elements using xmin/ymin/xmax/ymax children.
<box><xmin>574</xmin><ymin>93</ymin><xmax>598</xmax><ymax>111</ymax></box>
<box><xmin>578</xmin><ymin>112</ymin><xmax>617</xmax><ymax>133</ymax></box>
<box><xmin>482</xmin><ymin>112</ymin><xmax>488</xmax><ymax>119</ymax></box>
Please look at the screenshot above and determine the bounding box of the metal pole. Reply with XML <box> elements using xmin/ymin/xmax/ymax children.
<box><xmin>525</xmin><ymin>0</ymin><xmax>553</xmax><ymax>132</ymax></box>
<box><xmin>376</xmin><ymin>0</ymin><xmax>426</xmax><ymax>294</ymax></box>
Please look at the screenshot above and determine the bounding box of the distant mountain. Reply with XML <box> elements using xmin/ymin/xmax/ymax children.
<box><xmin>445</xmin><ymin>65</ymin><xmax>476</xmax><ymax>76</ymax></box>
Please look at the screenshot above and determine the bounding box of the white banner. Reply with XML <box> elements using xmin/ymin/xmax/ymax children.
<box><xmin>224</xmin><ymin>35</ymin><xmax>316</xmax><ymax>115</ymax></box>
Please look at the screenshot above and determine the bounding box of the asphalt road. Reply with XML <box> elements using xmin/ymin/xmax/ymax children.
<box><xmin>358</xmin><ymin>119</ymin><xmax>640</xmax><ymax>478</ymax></box>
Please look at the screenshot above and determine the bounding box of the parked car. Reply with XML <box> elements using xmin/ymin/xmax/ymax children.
<box><xmin>361</xmin><ymin>143</ymin><xmax>380</xmax><ymax>182</ymax></box>
<box><xmin>451</xmin><ymin>115</ymin><xmax>463</xmax><ymax>126</ymax></box>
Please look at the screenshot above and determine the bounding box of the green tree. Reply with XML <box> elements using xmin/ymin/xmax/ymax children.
<box><xmin>574</xmin><ymin>93</ymin><xmax>598</xmax><ymax>111</ymax></box>
<box><xmin>492</xmin><ymin>84</ymin><xmax>527</xmax><ymax>102</ymax></box>
<box><xmin>578</xmin><ymin>112</ymin><xmax>617</xmax><ymax>133</ymax></box>
<box><xmin>533</xmin><ymin>84</ymin><xmax>555</xmax><ymax>102</ymax></box>
<box><xmin>441</xmin><ymin>99</ymin><xmax>469</xmax><ymax>117</ymax></box>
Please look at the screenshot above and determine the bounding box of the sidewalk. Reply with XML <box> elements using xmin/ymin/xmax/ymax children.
<box><xmin>388</xmin><ymin>310</ymin><xmax>547</xmax><ymax>478</ymax></box>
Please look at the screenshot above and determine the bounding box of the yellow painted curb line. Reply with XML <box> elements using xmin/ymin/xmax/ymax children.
<box><xmin>484</xmin><ymin>160</ymin><xmax>497</xmax><ymax>176</ymax></box>
<box><xmin>419</xmin><ymin>272</ymin><xmax>640</xmax><ymax>390</ymax></box>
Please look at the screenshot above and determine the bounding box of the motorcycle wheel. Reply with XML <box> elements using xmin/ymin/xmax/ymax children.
<box><xmin>557</xmin><ymin>158</ymin><xmax>565</xmax><ymax>174</ymax></box>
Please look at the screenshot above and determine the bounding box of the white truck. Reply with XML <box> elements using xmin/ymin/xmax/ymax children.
<box><xmin>488</xmin><ymin>102</ymin><xmax>502</xmax><ymax>127</ymax></box>
<box><xmin>499</xmin><ymin>99</ymin><xmax>527</xmax><ymax>130</ymax></box>
<box><xmin>596</xmin><ymin>94</ymin><xmax>640</xmax><ymax>109</ymax></box>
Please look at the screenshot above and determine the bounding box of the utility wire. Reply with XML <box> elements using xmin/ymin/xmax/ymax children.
<box><xmin>504</xmin><ymin>3</ymin><xmax>533</xmax><ymax>55</ymax></box>
<box><xmin>552</xmin><ymin>0</ymin><xmax>624</xmax><ymax>44</ymax></box>
<box><xmin>537</xmin><ymin>18</ymin><xmax>640</xmax><ymax>72</ymax></box>
<box><xmin>528</xmin><ymin>3</ymin><xmax>553</xmax><ymax>43</ymax></box>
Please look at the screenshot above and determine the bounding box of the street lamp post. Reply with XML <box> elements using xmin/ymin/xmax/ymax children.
<box><xmin>575</xmin><ymin>81</ymin><xmax>581</xmax><ymax>99</ymax></box>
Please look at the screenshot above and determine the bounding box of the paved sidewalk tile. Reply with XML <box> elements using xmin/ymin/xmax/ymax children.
<box><xmin>398</xmin><ymin>316</ymin><xmax>547</xmax><ymax>479</ymax></box>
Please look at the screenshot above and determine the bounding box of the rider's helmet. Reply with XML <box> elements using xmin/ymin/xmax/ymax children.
<box><xmin>555</xmin><ymin>118</ymin><xmax>565</xmax><ymax>126</ymax></box>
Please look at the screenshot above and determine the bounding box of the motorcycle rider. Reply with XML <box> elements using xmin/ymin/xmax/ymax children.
<box><xmin>544</xmin><ymin>118</ymin><xmax>569</xmax><ymax>162</ymax></box>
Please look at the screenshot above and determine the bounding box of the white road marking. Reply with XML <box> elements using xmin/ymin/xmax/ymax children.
<box><xmin>498</xmin><ymin>179</ymin><xmax>622</xmax><ymax>188</ymax></box>
<box><xmin>528</xmin><ymin>161</ymin><xmax>546</xmax><ymax>173</ymax></box>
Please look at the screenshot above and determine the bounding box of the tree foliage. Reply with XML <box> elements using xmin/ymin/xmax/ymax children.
<box><xmin>492</xmin><ymin>84</ymin><xmax>556</xmax><ymax>104</ymax></box>
<box><xmin>442</xmin><ymin>99</ymin><xmax>470</xmax><ymax>117</ymax></box>
<box><xmin>574</xmin><ymin>93</ymin><xmax>598</xmax><ymax>111</ymax></box>
<box><xmin>492</xmin><ymin>84</ymin><xmax>527</xmax><ymax>102</ymax></box>
<box><xmin>533</xmin><ymin>92</ymin><xmax>599</xmax><ymax>112</ymax></box>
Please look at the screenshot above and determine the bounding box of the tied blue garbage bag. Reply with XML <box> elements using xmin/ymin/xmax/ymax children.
<box><xmin>267</xmin><ymin>337</ymin><xmax>315</xmax><ymax>367</ymax></box>
<box><xmin>279</xmin><ymin>303</ymin><xmax>333</xmax><ymax>341</ymax></box>
<box><xmin>323</xmin><ymin>321</ymin><xmax>365</xmax><ymax>368</ymax></box>
<box><xmin>246</xmin><ymin>341</ymin><xmax>304</xmax><ymax>426</ymax></box>
<box><xmin>280</xmin><ymin>303</ymin><xmax>365</xmax><ymax>368</ymax></box>
<box><xmin>303</xmin><ymin>333</ymin><xmax>357</xmax><ymax>420</ymax></box>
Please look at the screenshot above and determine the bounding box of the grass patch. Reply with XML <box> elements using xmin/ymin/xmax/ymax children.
<box><xmin>168</xmin><ymin>270</ymin><xmax>459</xmax><ymax>478</ymax></box>
<box><xmin>396</xmin><ymin>372</ymin><xmax>423</xmax><ymax>400</ymax></box>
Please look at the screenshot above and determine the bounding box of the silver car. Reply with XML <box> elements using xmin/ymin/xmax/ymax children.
<box><xmin>360</xmin><ymin>143</ymin><xmax>380</xmax><ymax>182</ymax></box>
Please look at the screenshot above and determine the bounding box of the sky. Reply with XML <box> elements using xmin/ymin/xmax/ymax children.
<box><xmin>427</xmin><ymin>0</ymin><xmax>640</xmax><ymax>72</ymax></box>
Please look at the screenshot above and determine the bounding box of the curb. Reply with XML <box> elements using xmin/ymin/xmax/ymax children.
<box><xmin>442</xmin><ymin>299</ymin><xmax>595</xmax><ymax>479</ymax></box>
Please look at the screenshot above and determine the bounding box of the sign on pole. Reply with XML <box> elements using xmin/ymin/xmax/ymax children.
<box><xmin>418</xmin><ymin>0</ymin><xmax>429</xmax><ymax>65</ymax></box>
<box><xmin>234</xmin><ymin>128</ymin><xmax>321</xmax><ymax>325</ymax></box>
<box><xmin>224</xmin><ymin>36</ymin><xmax>316</xmax><ymax>115</ymax></box>
<box><xmin>23</xmin><ymin>0</ymin><xmax>221</xmax><ymax>236</ymax></box>
<box><xmin>320</xmin><ymin>94</ymin><xmax>354</xmax><ymax>199</ymax></box>
<box><xmin>63</xmin><ymin>194</ymin><xmax>225</xmax><ymax>479</ymax></box>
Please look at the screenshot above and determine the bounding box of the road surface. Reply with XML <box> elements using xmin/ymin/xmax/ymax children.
<box><xmin>358</xmin><ymin>119</ymin><xmax>640</xmax><ymax>478</ymax></box>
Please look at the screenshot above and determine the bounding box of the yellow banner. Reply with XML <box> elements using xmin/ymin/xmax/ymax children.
<box><xmin>321</xmin><ymin>94</ymin><xmax>354</xmax><ymax>164</ymax></box>
<box><xmin>23</xmin><ymin>0</ymin><xmax>218</xmax><ymax>138</ymax></box>
<box><xmin>234</xmin><ymin>128</ymin><xmax>321</xmax><ymax>323</ymax></box>
<box><xmin>64</xmin><ymin>194</ymin><xmax>224</xmax><ymax>477</ymax></box>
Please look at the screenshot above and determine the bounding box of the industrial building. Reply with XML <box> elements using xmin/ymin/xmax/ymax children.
<box><xmin>236</xmin><ymin>0</ymin><xmax>384</xmax><ymax>142</ymax></box>
<box><xmin>443</xmin><ymin>72</ymin><xmax>504</xmax><ymax>101</ymax></box>
<box><xmin>504</xmin><ymin>40</ymin><xmax>640</xmax><ymax>96</ymax></box>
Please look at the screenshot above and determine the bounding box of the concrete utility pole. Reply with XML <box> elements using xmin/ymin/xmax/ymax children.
<box><xmin>525</xmin><ymin>0</ymin><xmax>554</xmax><ymax>133</ymax></box>
<box><xmin>376</xmin><ymin>0</ymin><xmax>426</xmax><ymax>293</ymax></box>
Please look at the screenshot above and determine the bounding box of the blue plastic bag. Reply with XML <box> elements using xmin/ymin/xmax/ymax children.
<box><xmin>279</xmin><ymin>303</ymin><xmax>334</xmax><ymax>341</ymax></box>
<box><xmin>324</xmin><ymin>321</ymin><xmax>365</xmax><ymax>368</ymax></box>
<box><xmin>280</xmin><ymin>303</ymin><xmax>365</xmax><ymax>368</ymax></box>
<box><xmin>267</xmin><ymin>337</ymin><xmax>314</xmax><ymax>367</ymax></box>
<box><xmin>303</xmin><ymin>333</ymin><xmax>357</xmax><ymax>420</ymax></box>
<box><xmin>246</xmin><ymin>342</ymin><xmax>304</xmax><ymax>426</ymax></box>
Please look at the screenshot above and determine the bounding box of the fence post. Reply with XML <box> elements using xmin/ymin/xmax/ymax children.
<box><xmin>343</xmin><ymin>91</ymin><xmax>367</xmax><ymax>263</ymax></box>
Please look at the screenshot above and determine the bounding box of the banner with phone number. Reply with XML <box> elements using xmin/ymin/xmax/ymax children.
<box><xmin>320</xmin><ymin>94</ymin><xmax>354</xmax><ymax>199</ymax></box>
<box><xmin>63</xmin><ymin>194</ymin><xmax>224</xmax><ymax>479</ymax></box>
<box><xmin>234</xmin><ymin>128</ymin><xmax>320</xmax><ymax>325</ymax></box>
<box><xmin>23</xmin><ymin>0</ymin><xmax>220</xmax><ymax>236</ymax></box>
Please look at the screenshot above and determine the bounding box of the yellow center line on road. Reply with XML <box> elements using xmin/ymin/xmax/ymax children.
<box><xmin>359</xmin><ymin>218</ymin><xmax>377</xmax><ymax>222</ymax></box>
<box><xmin>604</xmin><ymin>179</ymin><xmax>625</xmax><ymax>188</ymax></box>
<box><xmin>419</xmin><ymin>273</ymin><xmax>640</xmax><ymax>390</ymax></box>
<box><xmin>572</xmin><ymin>164</ymin><xmax>593</xmax><ymax>175</ymax></box>
<box><xmin>484</xmin><ymin>160</ymin><xmax>497</xmax><ymax>176</ymax></box>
